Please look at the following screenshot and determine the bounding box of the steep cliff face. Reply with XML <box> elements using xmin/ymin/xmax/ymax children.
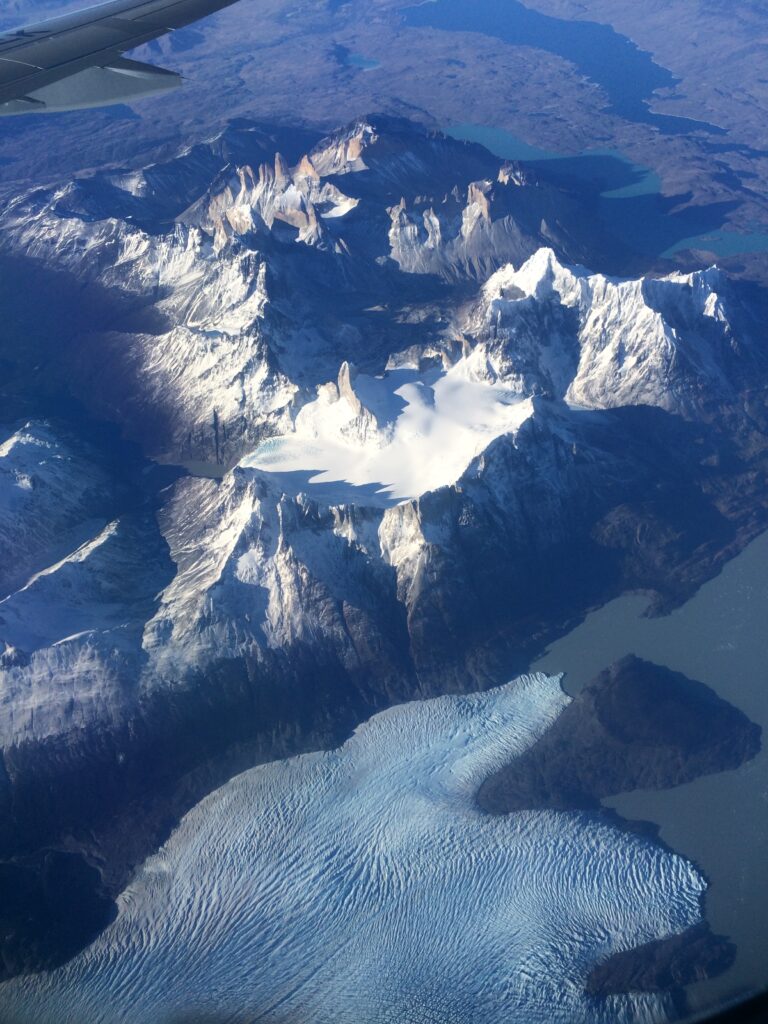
<box><xmin>1</xmin><ymin>116</ymin><xmax>767</xmax><ymax>978</ymax></box>
<box><xmin>1</xmin><ymin>120</ymin><xmax>763</xmax><ymax>740</ymax></box>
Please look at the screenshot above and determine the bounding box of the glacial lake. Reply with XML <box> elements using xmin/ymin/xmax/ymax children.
<box><xmin>532</xmin><ymin>529</ymin><xmax>768</xmax><ymax>1014</ymax></box>
<box><xmin>337</xmin><ymin>46</ymin><xmax>382</xmax><ymax>71</ymax></box>
<box><xmin>346</xmin><ymin>53</ymin><xmax>381</xmax><ymax>71</ymax></box>
<box><xmin>446</xmin><ymin>122</ymin><xmax>662</xmax><ymax>197</ymax></box>
<box><xmin>663</xmin><ymin>230</ymin><xmax>768</xmax><ymax>259</ymax></box>
<box><xmin>445</xmin><ymin>122</ymin><xmax>768</xmax><ymax>260</ymax></box>
<box><xmin>405</xmin><ymin>0</ymin><xmax>768</xmax><ymax>261</ymax></box>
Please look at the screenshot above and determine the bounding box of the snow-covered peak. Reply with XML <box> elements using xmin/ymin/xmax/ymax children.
<box><xmin>485</xmin><ymin>246</ymin><xmax>588</xmax><ymax>304</ymax></box>
<box><xmin>473</xmin><ymin>249</ymin><xmax>739</xmax><ymax>415</ymax></box>
<box><xmin>386</xmin><ymin>183</ymin><xmax>570</xmax><ymax>281</ymax></box>
<box><xmin>0</xmin><ymin>421</ymin><xmax>59</xmax><ymax>460</ymax></box>
<box><xmin>0</xmin><ymin>422</ymin><xmax>119</xmax><ymax>599</ymax></box>
<box><xmin>0</xmin><ymin>516</ymin><xmax>164</xmax><ymax>655</ymax></box>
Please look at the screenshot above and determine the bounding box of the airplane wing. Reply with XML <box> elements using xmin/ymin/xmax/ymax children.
<box><xmin>0</xmin><ymin>0</ymin><xmax>242</xmax><ymax>115</ymax></box>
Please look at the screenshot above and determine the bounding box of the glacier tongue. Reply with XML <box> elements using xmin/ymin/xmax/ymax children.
<box><xmin>0</xmin><ymin>673</ymin><xmax>704</xmax><ymax>1024</ymax></box>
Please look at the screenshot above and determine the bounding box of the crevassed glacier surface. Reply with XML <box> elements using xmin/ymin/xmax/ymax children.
<box><xmin>0</xmin><ymin>673</ymin><xmax>705</xmax><ymax>1024</ymax></box>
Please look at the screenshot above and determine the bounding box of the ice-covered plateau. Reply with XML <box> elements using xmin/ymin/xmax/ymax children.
<box><xmin>1</xmin><ymin>116</ymin><xmax>767</xmax><ymax>983</ymax></box>
<box><xmin>0</xmin><ymin>674</ymin><xmax>706</xmax><ymax>1024</ymax></box>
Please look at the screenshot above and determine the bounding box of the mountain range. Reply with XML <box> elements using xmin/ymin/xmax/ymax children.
<box><xmin>0</xmin><ymin>116</ymin><xmax>766</xmax><ymax>1005</ymax></box>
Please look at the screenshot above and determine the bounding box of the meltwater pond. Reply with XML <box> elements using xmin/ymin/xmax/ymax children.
<box><xmin>336</xmin><ymin>44</ymin><xmax>382</xmax><ymax>71</ymax></box>
<box><xmin>0</xmin><ymin>675</ymin><xmax>705</xmax><ymax>1024</ymax></box>
<box><xmin>533</xmin><ymin>530</ymin><xmax>768</xmax><ymax>1015</ymax></box>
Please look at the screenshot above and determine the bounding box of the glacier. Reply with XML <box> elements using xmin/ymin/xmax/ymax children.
<box><xmin>0</xmin><ymin>673</ymin><xmax>705</xmax><ymax>1024</ymax></box>
<box><xmin>241</xmin><ymin>240</ymin><xmax>741</xmax><ymax>502</ymax></box>
<box><xmin>1</xmin><ymin>118</ymin><xmax>750</xmax><ymax>474</ymax></box>
<box><xmin>243</xmin><ymin>360</ymin><xmax>535</xmax><ymax>503</ymax></box>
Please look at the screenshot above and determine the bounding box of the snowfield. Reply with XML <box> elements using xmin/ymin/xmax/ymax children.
<box><xmin>243</xmin><ymin>361</ymin><xmax>535</xmax><ymax>503</ymax></box>
<box><xmin>0</xmin><ymin>673</ymin><xmax>705</xmax><ymax>1024</ymax></box>
<box><xmin>0</xmin><ymin>118</ymin><xmax>760</xmax><ymax>1017</ymax></box>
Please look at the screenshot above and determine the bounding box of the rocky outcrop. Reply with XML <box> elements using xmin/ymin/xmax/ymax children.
<box><xmin>477</xmin><ymin>655</ymin><xmax>761</xmax><ymax>813</ymax></box>
<box><xmin>0</xmin><ymin>423</ymin><xmax>123</xmax><ymax>597</ymax></box>
<box><xmin>2</xmin><ymin>118</ymin><xmax>759</xmax><ymax>469</ymax></box>
<box><xmin>467</xmin><ymin>248</ymin><xmax>755</xmax><ymax>416</ymax></box>
<box><xmin>587</xmin><ymin>922</ymin><xmax>735</xmax><ymax>998</ymax></box>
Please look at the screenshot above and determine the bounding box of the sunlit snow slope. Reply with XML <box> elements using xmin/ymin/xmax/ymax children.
<box><xmin>244</xmin><ymin>361</ymin><xmax>534</xmax><ymax>503</ymax></box>
<box><xmin>0</xmin><ymin>674</ymin><xmax>705</xmax><ymax>1024</ymax></box>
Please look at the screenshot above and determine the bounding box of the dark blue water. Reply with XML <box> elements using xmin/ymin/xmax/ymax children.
<box><xmin>524</xmin><ymin>151</ymin><xmax>738</xmax><ymax>257</ymax></box>
<box><xmin>402</xmin><ymin>0</ymin><xmax>723</xmax><ymax>136</ymax></box>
